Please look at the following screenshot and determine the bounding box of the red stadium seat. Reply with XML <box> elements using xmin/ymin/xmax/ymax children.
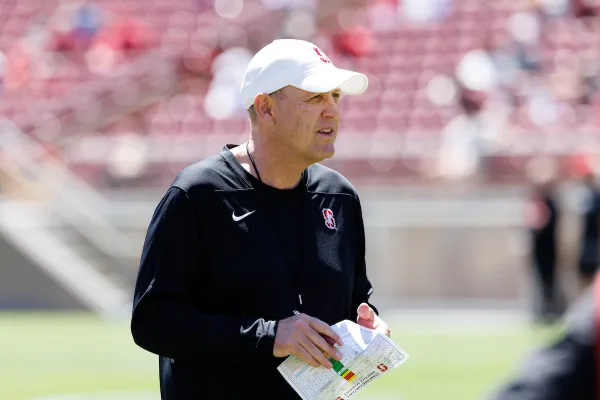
<box><xmin>0</xmin><ymin>0</ymin><xmax>598</xmax><ymax>188</ymax></box>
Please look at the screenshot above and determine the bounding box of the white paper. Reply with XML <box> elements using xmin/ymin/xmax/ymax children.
<box><xmin>277</xmin><ymin>320</ymin><xmax>409</xmax><ymax>400</ymax></box>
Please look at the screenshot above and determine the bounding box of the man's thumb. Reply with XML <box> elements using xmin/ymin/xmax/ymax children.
<box><xmin>357</xmin><ymin>303</ymin><xmax>373</xmax><ymax>321</ymax></box>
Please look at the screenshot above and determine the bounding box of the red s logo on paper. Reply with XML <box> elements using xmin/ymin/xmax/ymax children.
<box><xmin>377</xmin><ymin>363</ymin><xmax>389</xmax><ymax>372</ymax></box>
<box><xmin>322</xmin><ymin>208</ymin><xmax>336</xmax><ymax>230</ymax></box>
<box><xmin>314</xmin><ymin>47</ymin><xmax>332</xmax><ymax>64</ymax></box>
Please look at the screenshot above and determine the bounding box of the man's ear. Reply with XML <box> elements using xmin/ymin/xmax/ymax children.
<box><xmin>253</xmin><ymin>93</ymin><xmax>276</xmax><ymax>124</ymax></box>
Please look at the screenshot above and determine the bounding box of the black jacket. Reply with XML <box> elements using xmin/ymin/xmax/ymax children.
<box><xmin>131</xmin><ymin>145</ymin><xmax>377</xmax><ymax>399</ymax></box>
<box><xmin>489</xmin><ymin>287</ymin><xmax>595</xmax><ymax>400</ymax></box>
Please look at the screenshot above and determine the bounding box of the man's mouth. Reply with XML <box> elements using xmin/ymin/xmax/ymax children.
<box><xmin>317</xmin><ymin>128</ymin><xmax>335</xmax><ymax>136</ymax></box>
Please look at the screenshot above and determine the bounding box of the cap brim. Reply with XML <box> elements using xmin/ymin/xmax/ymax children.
<box><xmin>300</xmin><ymin>67</ymin><xmax>368</xmax><ymax>96</ymax></box>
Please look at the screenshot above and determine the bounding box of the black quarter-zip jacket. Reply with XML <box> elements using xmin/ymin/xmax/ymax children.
<box><xmin>131</xmin><ymin>144</ymin><xmax>377</xmax><ymax>400</ymax></box>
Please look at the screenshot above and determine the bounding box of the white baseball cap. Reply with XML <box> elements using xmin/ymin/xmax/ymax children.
<box><xmin>240</xmin><ymin>39</ymin><xmax>369</xmax><ymax>110</ymax></box>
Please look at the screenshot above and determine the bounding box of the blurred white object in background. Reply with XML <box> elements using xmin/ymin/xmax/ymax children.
<box><xmin>456</xmin><ymin>50</ymin><xmax>497</xmax><ymax>92</ymax></box>
<box><xmin>106</xmin><ymin>133</ymin><xmax>148</xmax><ymax>180</ymax></box>
<box><xmin>214</xmin><ymin>0</ymin><xmax>244</xmax><ymax>19</ymax></box>
<box><xmin>204</xmin><ymin>85</ymin><xmax>241</xmax><ymax>120</ymax></box>
<box><xmin>261</xmin><ymin>0</ymin><xmax>315</xmax><ymax>10</ymax></box>
<box><xmin>527</xmin><ymin>92</ymin><xmax>558</xmax><ymax>127</ymax></box>
<box><xmin>438</xmin><ymin>115</ymin><xmax>480</xmax><ymax>179</ymax></box>
<box><xmin>401</xmin><ymin>0</ymin><xmax>452</xmax><ymax>23</ymax></box>
<box><xmin>508</xmin><ymin>12</ymin><xmax>540</xmax><ymax>44</ymax></box>
<box><xmin>426</xmin><ymin>75</ymin><xmax>458</xmax><ymax>107</ymax></box>
<box><xmin>284</xmin><ymin>10</ymin><xmax>316</xmax><ymax>39</ymax></box>
<box><xmin>540</xmin><ymin>0</ymin><xmax>570</xmax><ymax>16</ymax></box>
<box><xmin>205</xmin><ymin>47</ymin><xmax>253</xmax><ymax>120</ymax></box>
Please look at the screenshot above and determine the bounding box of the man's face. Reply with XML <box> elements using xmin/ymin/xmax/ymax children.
<box><xmin>270</xmin><ymin>86</ymin><xmax>341</xmax><ymax>164</ymax></box>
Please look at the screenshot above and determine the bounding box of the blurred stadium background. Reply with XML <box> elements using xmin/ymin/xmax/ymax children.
<box><xmin>0</xmin><ymin>0</ymin><xmax>598</xmax><ymax>398</ymax></box>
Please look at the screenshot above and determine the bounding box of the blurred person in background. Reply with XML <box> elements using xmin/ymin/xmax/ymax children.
<box><xmin>488</xmin><ymin>274</ymin><xmax>595</xmax><ymax>400</ymax></box>
<box><xmin>575</xmin><ymin>161</ymin><xmax>600</xmax><ymax>293</ymax></box>
<box><xmin>130</xmin><ymin>39</ymin><xmax>389</xmax><ymax>400</ymax></box>
<box><xmin>525</xmin><ymin>180</ymin><xmax>562</xmax><ymax>324</ymax></box>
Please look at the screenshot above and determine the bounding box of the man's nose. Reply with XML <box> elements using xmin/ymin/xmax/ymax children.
<box><xmin>322</xmin><ymin>94</ymin><xmax>340</xmax><ymax>120</ymax></box>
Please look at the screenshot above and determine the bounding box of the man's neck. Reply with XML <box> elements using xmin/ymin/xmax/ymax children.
<box><xmin>231</xmin><ymin>140</ymin><xmax>306</xmax><ymax>189</ymax></box>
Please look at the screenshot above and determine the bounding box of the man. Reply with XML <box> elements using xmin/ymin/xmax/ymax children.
<box><xmin>130</xmin><ymin>39</ymin><xmax>390</xmax><ymax>400</ymax></box>
<box><xmin>488</xmin><ymin>277</ymin><xmax>595</xmax><ymax>400</ymax></box>
<box><xmin>525</xmin><ymin>180</ymin><xmax>561</xmax><ymax>324</ymax></box>
<box><xmin>577</xmin><ymin>168</ymin><xmax>600</xmax><ymax>293</ymax></box>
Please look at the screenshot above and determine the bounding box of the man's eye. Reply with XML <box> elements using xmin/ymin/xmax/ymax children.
<box><xmin>311</xmin><ymin>95</ymin><xmax>322</xmax><ymax>100</ymax></box>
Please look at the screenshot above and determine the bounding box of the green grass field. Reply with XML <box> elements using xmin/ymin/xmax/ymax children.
<box><xmin>0</xmin><ymin>312</ymin><xmax>561</xmax><ymax>400</ymax></box>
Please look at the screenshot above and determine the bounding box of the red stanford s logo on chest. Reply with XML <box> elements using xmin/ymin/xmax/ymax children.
<box><xmin>322</xmin><ymin>208</ymin><xmax>336</xmax><ymax>230</ymax></box>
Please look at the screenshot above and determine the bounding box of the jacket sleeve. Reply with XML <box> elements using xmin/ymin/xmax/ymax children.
<box><xmin>351</xmin><ymin>197</ymin><xmax>379</xmax><ymax>321</ymax></box>
<box><xmin>130</xmin><ymin>186</ymin><xmax>277</xmax><ymax>362</ymax></box>
<box><xmin>489</xmin><ymin>289</ymin><xmax>595</xmax><ymax>400</ymax></box>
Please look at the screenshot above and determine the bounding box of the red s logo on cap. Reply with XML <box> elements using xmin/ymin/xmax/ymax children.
<box><xmin>314</xmin><ymin>47</ymin><xmax>332</xmax><ymax>64</ymax></box>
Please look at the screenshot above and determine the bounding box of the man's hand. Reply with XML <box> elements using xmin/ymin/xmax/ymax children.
<box><xmin>357</xmin><ymin>303</ymin><xmax>391</xmax><ymax>337</ymax></box>
<box><xmin>274</xmin><ymin>313</ymin><xmax>344</xmax><ymax>368</ymax></box>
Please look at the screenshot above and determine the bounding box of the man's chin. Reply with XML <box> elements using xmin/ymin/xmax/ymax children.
<box><xmin>303</xmin><ymin>143</ymin><xmax>336</xmax><ymax>165</ymax></box>
<box><xmin>313</xmin><ymin>148</ymin><xmax>335</xmax><ymax>163</ymax></box>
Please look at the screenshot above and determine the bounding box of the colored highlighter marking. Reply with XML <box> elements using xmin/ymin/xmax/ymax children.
<box><xmin>324</xmin><ymin>353</ymin><xmax>357</xmax><ymax>382</ymax></box>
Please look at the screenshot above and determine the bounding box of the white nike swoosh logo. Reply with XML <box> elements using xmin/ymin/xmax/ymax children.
<box><xmin>232</xmin><ymin>210</ymin><xmax>255</xmax><ymax>222</ymax></box>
